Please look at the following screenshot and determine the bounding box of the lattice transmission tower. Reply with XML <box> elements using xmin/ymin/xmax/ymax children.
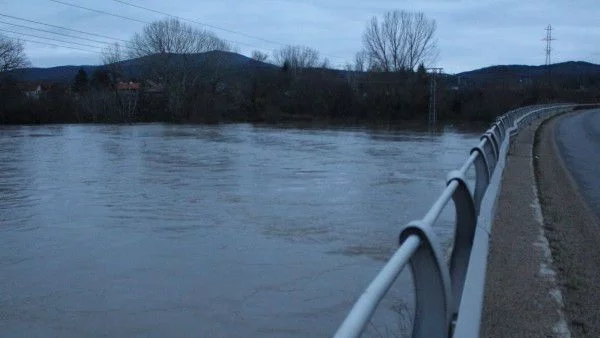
<box><xmin>543</xmin><ymin>24</ymin><xmax>555</xmax><ymax>66</ymax></box>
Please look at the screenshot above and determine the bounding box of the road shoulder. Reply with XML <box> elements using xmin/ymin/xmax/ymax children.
<box><xmin>482</xmin><ymin>118</ymin><xmax>568</xmax><ymax>337</ymax></box>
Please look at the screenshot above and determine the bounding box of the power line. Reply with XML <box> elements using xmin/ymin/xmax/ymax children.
<box><xmin>0</xmin><ymin>13</ymin><xmax>274</xmax><ymax>68</ymax></box>
<box><xmin>0</xmin><ymin>20</ymin><xmax>111</xmax><ymax>45</ymax></box>
<box><xmin>0</xmin><ymin>20</ymin><xmax>137</xmax><ymax>52</ymax></box>
<box><xmin>1</xmin><ymin>7</ymin><xmax>348</xmax><ymax>69</ymax></box>
<box><xmin>23</xmin><ymin>39</ymin><xmax>98</xmax><ymax>53</ymax></box>
<box><xmin>110</xmin><ymin>0</ymin><xmax>287</xmax><ymax>47</ymax></box>
<box><xmin>2</xmin><ymin>34</ymin><xmax>99</xmax><ymax>53</ymax></box>
<box><xmin>0</xmin><ymin>13</ymin><xmax>129</xmax><ymax>43</ymax></box>
<box><xmin>49</xmin><ymin>0</ymin><xmax>348</xmax><ymax>64</ymax></box>
<box><xmin>0</xmin><ymin>28</ymin><xmax>103</xmax><ymax>50</ymax></box>
<box><xmin>47</xmin><ymin>0</ymin><xmax>268</xmax><ymax>50</ymax></box>
<box><xmin>110</xmin><ymin>0</ymin><xmax>348</xmax><ymax>63</ymax></box>
<box><xmin>48</xmin><ymin>0</ymin><xmax>148</xmax><ymax>24</ymax></box>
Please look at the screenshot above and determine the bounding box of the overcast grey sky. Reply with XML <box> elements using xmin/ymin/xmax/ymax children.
<box><xmin>1</xmin><ymin>0</ymin><xmax>599</xmax><ymax>73</ymax></box>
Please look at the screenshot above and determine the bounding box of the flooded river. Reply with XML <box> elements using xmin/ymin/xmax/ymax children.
<box><xmin>0</xmin><ymin>123</ymin><xmax>480</xmax><ymax>337</ymax></box>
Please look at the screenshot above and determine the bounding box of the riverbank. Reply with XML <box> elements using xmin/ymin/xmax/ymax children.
<box><xmin>0</xmin><ymin>117</ymin><xmax>489</xmax><ymax>136</ymax></box>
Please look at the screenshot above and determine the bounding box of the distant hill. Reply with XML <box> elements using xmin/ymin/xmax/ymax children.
<box><xmin>455</xmin><ymin>61</ymin><xmax>600</xmax><ymax>86</ymax></box>
<box><xmin>7</xmin><ymin>65</ymin><xmax>100</xmax><ymax>84</ymax></box>
<box><xmin>5</xmin><ymin>51</ymin><xmax>278</xmax><ymax>83</ymax></box>
<box><xmin>5</xmin><ymin>53</ymin><xmax>600</xmax><ymax>87</ymax></box>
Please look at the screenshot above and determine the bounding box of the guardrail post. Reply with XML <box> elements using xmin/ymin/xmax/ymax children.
<box><xmin>480</xmin><ymin>134</ymin><xmax>498</xmax><ymax>174</ymax></box>
<box><xmin>399</xmin><ymin>222</ymin><xmax>452</xmax><ymax>338</ymax></box>
<box><xmin>497</xmin><ymin>119</ymin><xmax>506</xmax><ymax>141</ymax></box>
<box><xmin>491</xmin><ymin>124</ymin><xmax>502</xmax><ymax>146</ymax></box>
<box><xmin>446</xmin><ymin>170</ymin><xmax>477</xmax><ymax>333</ymax></box>
<box><xmin>484</xmin><ymin>131</ymin><xmax>500</xmax><ymax>160</ymax></box>
<box><xmin>471</xmin><ymin>146</ymin><xmax>491</xmax><ymax>213</ymax></box>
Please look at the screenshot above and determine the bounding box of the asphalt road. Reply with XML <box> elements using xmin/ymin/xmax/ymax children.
<box><xmin>535</xmin><ymin>109</ymin><xmax>600</xmax><ymax>337</ymax></box>
<box><xmin>555</xmin><ymin>109</ymin><xmax>600</xmax><ymax>218</ymax></box>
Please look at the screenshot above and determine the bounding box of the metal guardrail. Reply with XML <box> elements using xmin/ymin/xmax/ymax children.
<box><xmin>334</xmin><ymin>104</ymin><xmax>576</xmax><ymax>338</ymax></box>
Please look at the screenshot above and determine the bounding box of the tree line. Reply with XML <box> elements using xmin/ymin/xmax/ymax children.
<box><xmin>1</xmin><ymin>11</ymin><xmax>598</xmax><ymax>125</ymax></box>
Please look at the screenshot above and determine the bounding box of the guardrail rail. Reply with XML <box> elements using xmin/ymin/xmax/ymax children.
<box><xmin>334</xmin><ymin>104</ymin><xmax>575</xmax><ymax>338</ymax></box>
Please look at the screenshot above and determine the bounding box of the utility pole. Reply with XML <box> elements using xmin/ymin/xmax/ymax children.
<box><xmin>427</xmin><ymin>67</ymin><xmax>443</xmax><ymax>125</ymax></box>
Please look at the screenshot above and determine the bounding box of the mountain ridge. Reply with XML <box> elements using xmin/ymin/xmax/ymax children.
<box><xmin>456</xmin><ymin>61</ymin><xmax>600</xmax><ymax>80</ymax></box>
<box><xmin>4</xmin><ymin>51</ymin><xmax>600</xmax><ymax>84</ymax></box>
<box><xmin>6</xmin><ymin>51</ymin><xmax>278</xmax><ymax>83</ymax></box>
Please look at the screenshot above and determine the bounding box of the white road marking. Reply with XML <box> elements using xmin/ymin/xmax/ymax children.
<box><xmin>531</xmin><ymin>182</ymin><xmax>571</xmax><ymax>338</ymax></box>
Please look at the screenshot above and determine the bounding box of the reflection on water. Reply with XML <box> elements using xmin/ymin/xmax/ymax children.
<box><xmin>0</xmin><ymin>123</ymin><xmax>480</xmax><ymax>337</ymax></box>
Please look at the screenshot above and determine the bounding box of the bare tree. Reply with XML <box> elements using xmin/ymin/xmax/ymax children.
<box><xmin>252</xmin><ymin>50</ymin><xmax>269</xmax><ymax>62</ymax></box>
<box><xmin>102</xmin><ymin>42</ymin><xmax>124</xmax><ymax>66</ymax></box>
<box><xmin>273</xmin><ymin>45</ymin><xmax>321</xmax><ymax>70</ymax></box>
<box><xmin>101</xmin><ymin>42</ymin><xmax>126</xmax><ymax>81</ymax></box>
<box><xmin>128</xmin><ymin>18</ymin><xmax>231</xmax><ymax>57</ymax></box>
<box><xmin>98</xmin><ymin>42</ymin><xmax>139</xmax><ymax>122</ymax></box>
<box><xmin>361</xmin><ymin>10</ymin><xmax>438</xmax><ymax>72</ymax></box>
<box><xmin>0</xmin><ymin>34</ymin><xmax>29</xmax><ymax>72</ymax></box>
<box><xmin>354</xmin><ymin>50</ymin><xmax>367</xmax><ymax>72</ymax></box>
<box><xmin>126</xmin><ymin>18</ymin><xmax>234</xmax><ymax>120</ymax></box>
